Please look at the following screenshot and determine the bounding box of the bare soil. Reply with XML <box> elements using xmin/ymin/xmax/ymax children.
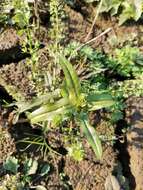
<box><xmin>126</xmin><ymin>97</ymin><xmax>143</xmax><ymax>190</ymax></box>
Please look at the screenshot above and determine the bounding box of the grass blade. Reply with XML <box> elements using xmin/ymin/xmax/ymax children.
<box><xmin>58</xmin><ymin>55</ymin><xmax>81</xmax><ymax>104</ymax></box>
<box><xmin>16</xmin><ymin>90</ymin><xmax>60</xmax><ymax>113</ymax></box>
<box><xmin>79</xmin><ymin>113</ymin><xmax>102</xmax><ymax>159</ymax></box>
<box><xmin>29</xmin><ymin>105</ymin><xmax>72</xmax><ymax>124</ymax></box>
<box><xmin>89</xmin><ymin>100</ymin><xmax>115</xmax><ymax>111</ymax></box>
<box><xmin>87</xmin><ymin>93</ymin><xmax>115</xmax><ymax>111</ymax></box>
<box><xmin>28</xmin><ymin>97</ymin><xmax>69</xmax><ymax>119</ymax></box>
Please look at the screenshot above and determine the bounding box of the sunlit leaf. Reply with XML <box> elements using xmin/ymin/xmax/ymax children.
<box><xmin>100</xmin><ymin>0</ymin><xmax>122</xmax><ymax>15</ymax></box>
<box><xmin>35</xmin><ymin>186</ymin><xmax>47</xmax><ymax>190</ymax></box>
<box><xmin>89</xmin><ymin>100</ymin><xmax>115</xmax><ymax>111</ymax></box>
<box><xmin>39</xmin><ymin>163</ymin><xmax>50</xmax><ymax>177</ymax></box>
<box><xmin>58</xmin><ymin>55</ymin><xmax>81</xmax><ymax>105</ymax></box>
<box><xmin>3</xmin><ymin>156</ymin><xmax>19</xmax><ymax>174</ymax></box>
<box><xmin>119</xmin><ymin>0</ymin><xmax>142</xmax><ymax>25</ymax></box>
<box><xmin>87</xmin><ymin>93</ymin><xmax>115</xmax><ymax>111</ymax></box>
<box><xmin>16</xmin><ymin>90</ymin><xmax>60</xmax><ymax>113</ymax></box>
<box><xmin>79</xmin><ymin>113</ymin><xmax>102</xmax><ymax>159</ymax></box>
<box><xmin>31</xmin><ymin>185</ymin><xmax>47</xmax><ymax>190</ymax></box>
<box><xmin>23</xmin><ymin>158</ymin><xmax>38</xmax><ymax>175</ymax></box>
<box><xmin>28</xmin><ymin>97</ymin><xmax>69</xmax><ymax>119</ymax></box>
<box><xmin>29</xmin><ymin>104</ymin><xmax>72</xmax><ymax>124</ymax></box>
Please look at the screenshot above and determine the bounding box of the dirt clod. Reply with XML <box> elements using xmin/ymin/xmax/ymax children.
<box><xmin>0</xmin><ymin>125</ymin><xmax>16</xmax><ymax>163</ymax></box>
<box><xmin>0</xmin><ymin>28</ymin><xmax>23</xmax><ymax>64</ymax></box>
<box><xmin>65</xmin><ymin>143</ymin><xmax>117</xmax><ymax>190</ymax></box>
<box><xmin>0</xmin><ymin>61</ymin><xmax>36</xmax><ymax>100</ymax></box>
<box><xmin>126</xmin><ymin>97</ymin><xmax>143</xmax><ymax>190</ymax></box>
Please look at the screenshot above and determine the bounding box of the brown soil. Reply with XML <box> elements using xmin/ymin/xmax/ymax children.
<box><xmin>0</xmin><ymin>123</ymin><xmax>16</xmax><ymax>163</ymax></box>
<box><xmin>0</xmin><ymin>28</ymin><xmax>19</xmax><ymax>51</ymax></box>
<box><xmin>0</xmin><ymin>28</ymin><xmax>25</xmax><ymax>64</ymax></box>
<box><xmin>126</xmin><ymin>97</ymin><xmax>143</xmax><ymax>190</ymax></box>
<box><xmin>0</xmin><ymin>46</ymin><xmax>61</xmax><ymax>101</ymax></box>
<box><xmin>41</xmin><ymin>119</ymin><xmax>119</xmax><ymax>189</ymax></box>
<box><xmin>0</xmin><ymin>61</ymin><xmax>36</xmax><ymax>100</ymax></box>
<box><xmin>64</xmin><ymin>144</ymin><xmax>117</xmax><ymax>190</ymax></box>
<box><xmin>66</xmin><ymin>6</ymin><xmax>143</xmax><ymax>54</ymax></box>
<box><xmin>65</xmin><ymin>6</ymin><xmax>91</xmax><ymax>43</ymax></box>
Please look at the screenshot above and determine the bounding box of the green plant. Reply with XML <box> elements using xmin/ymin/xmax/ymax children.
<box><xmin>65</xmin><ymin>43</ymin><xmax>129</xmax><ymax>124</ymax></box>
<box><xmin>0</xmin><ymin>0</ymin><xmax>125</xmax><ymax>161</ymax></box>
<box><xmin>0</xmin><ymin>174</ymin><xmax>24</xmax><ymax>190</ymax></box>
<box><xmin>0</xmin><ymin>0</ymin><xmax>12</xmax><ymax>25</ymax></box>
<box><xmin>0</xmin><ymin>0</ymin><xmax>32</xmax><ymax>28</ymax></box>
<box><xmin>3</xmin><ymin>156</ymin><xmax>19</xmax><ymax>174</ymax></box>
<box><xmin>21</xmin><ymin>30</ymin><xmax>40</xmax><ymax>79</ymax></box>
<box><xmin>84</xmin><ymin>0</ymin><xmax>143</xmax><ymax>25</ymax></box>
<box><xmin>105</xmin><ymin>45</ymin><xmax>143</xmax><ymax>77</ymax></box>
<box><xmin>12</xmin><ymin>0</ymin><xmax>31</xmax><ymax>28</ymax></box>
<box><xmin>67</xmin><ymin>142</ymin><xmax>84</xmax><ymax>161</ymax></box>
<box><xmin>14</xmin><ymin>54</ymin><xmax>115</xmax><ymax>159</ymax></box>
<box><xmin>49</xmin><ymin>0</ymin><xmax>66</xmax><ymax>49</ymax></box>
<box><xmin>111</xmin><ymin>78</ymin><xmax>143</xmax><ymax>98</ymax></box>
<box><xmin>18</xmin><ymin>134</ymin><xmax>61</xmax><ymax>158</ymax></box>
<box><xmin>2</xmin><ymin>156</ymin><xmax>50</xmax><ymax>190</ymax></box>
<box><xmin>65</xmin><ymin>135</ymin><xmax>84</xmax><ymax>161</ymax></box>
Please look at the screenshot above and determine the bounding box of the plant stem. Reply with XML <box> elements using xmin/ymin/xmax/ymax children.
<box><xmin>85</xmin><ymin>0</ymin><xmax>104</xmax><ymax>41</ymax></box>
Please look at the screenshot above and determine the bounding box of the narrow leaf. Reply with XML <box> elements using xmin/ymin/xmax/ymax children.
<box><xmin>35</xmin><ymin>186</ymin><xmax>47</xmax><ymax>190</ymax></box>
<box><xmin>89</xmin><ymin>100</ymin><xmax>115</xmax><ymax>111</ymax></box>
<box><xmin>58</xmin><ymin>55</ymin><xmax>81</xmax><ymax>103</ymax></box>
<box><xmin>28</xmin><ymin>97</ymin><xmax>69</xmax><ymax>119</ymax></box>
<box><xmin>16</xmin><ymin>90</ymin><xmax>60</xmax><ymax>113</ymax></box>
<box><xmin>79</xmin><ymin>114</ymin><xmax>102</xmax><ymax>159</ymax></box>
<box><xmin>87</xmin><ymin>93</ymin><xmax>115</xmax><ymax>111</ymax></box>
<box><xmin>29</xmin><ymin>105</ymin><xmax>72</xmax><ymax>124</ymax></box>
<box><xmin>87</xmin><ymin>93</ymin><xmax>113</xmax><ymax>102</ymax></box>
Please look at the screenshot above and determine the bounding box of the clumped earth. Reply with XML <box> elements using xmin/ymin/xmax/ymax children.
<box><xmin>0</xmin><ymin>61</ymin><xmax>36</xmax><ymax>100</ymax></box>
<box><xmin>64</xmin><ymin>144</ymin><xmax>117</xmax><ymax>190</ymax></box>
<box><xmin>0</xmin><ymin>125</ymin><xmax>16</xmax><ymax>163</ymax></box>
<box><xmin>0</xmin><ymin>28</ymin><xmax>27</xmax><ymax>64</ymax></box>
<box><xmin>0</xmin><ymin>1</ymin><xmax>143</xmax><ymax>190</ymax></box>
<box><xmin>126</xmin><ymin>97</ymin><xmax>143</xmax><ymax>190</ymax></box>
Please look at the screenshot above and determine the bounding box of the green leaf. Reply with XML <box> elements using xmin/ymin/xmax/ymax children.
<box><xmin>119</xmin><ymin>0</ymin><xmax>143</xmax><ymax>25</ymax></box>
<box><xmin>23</xmin><ymin>158</ymin><xmax>38</xmax><ymax>175</ymax></box>
<box><xmin>35</xmin><ymin>186</ymin><xmax>47</xmax><ymax>190</ymax></box>
<box><xmin>28</xmin><ymin>97</ymin><xmax>69</xmax><ymax>120</ymax></box>
<box><xmin>134</xmin><ymin>0</ymin><xmax>142</xmax><ymax>20</ymax></box>
<box><xmin>29</xmin><ymin>97</ymin><xmax>69</xmax><ymax>118</ymax></box>
<box><xmin>79</xmin><ymin>113</ymin><xmax>102</xmax><ymax>159</ymax></box>
<box><xmin>29</xmin><ymin>104</ymin><xmax>72</xmax><ymax>124</ymax></box>
<box><xmin>87</xmin><ymin>93</ymin><xmax>113</xmax><ymax>102</ymax></box>
<box><xmin>13</xmin><ymin>12</ymin><xmax>28</xmax><ymax>28</ymax></box>
<box><xmin>100</xmin><ymin>0</ymin><xmax>122</xmax><ymax>15</ymax></box>
<box><xmin>84</xmin><ymin>0</ymin><xmax>99</xmax><ymax>2</ymax></box>
<box><xmin>31</xmin><ymin>185</ymin><xmax>47</xmax><ymax>190</ymax></box>
<box><xmin>3</xmin><ymin>156</ymin><xmax>19</xmax><ymax>174</ymax></box>
<box><xmin>87</xmin><ymin>93</ymin><xmax>115</xmax><ymax>111</ymax></box>
<box><xmin>16</xmin><ymin>90</ymin><xmax>60</xmax><ymax>113</ymax></box>
<box><xmin>58</xmin><ymin>55</ymin><xmax>81</xmax><ymax>105</ymax></box>
<box><xmin>39</xmin><ymin>163</ymin><xmax>50</xmax><ymax>177</ymax></box>
<box><xmin>67</xmin><ymin>142</ymin><xmax>84</xmax><ymax>161</ymax></box>
<box><xmin>89</xmin><ymin>100</ymin><xmax>115</xmax><ymax>111</ymax></box>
